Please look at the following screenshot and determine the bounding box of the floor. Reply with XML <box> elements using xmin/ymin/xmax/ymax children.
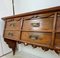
<box><xmin>0</xmin><ymin>51</ymin><xmax>41</xmax><ymax>58</ymax></box>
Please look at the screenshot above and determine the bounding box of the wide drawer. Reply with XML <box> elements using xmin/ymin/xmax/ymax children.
<box><xmin>4</xmin><ymin>30</ymin><xmax>20</xmax><ymax>41</ymax></box>
<box><xmin>5</xmin><ymin>18</ymin><xmax>21</xmax><ymax>30</ymax></box>
<box><xmin>21</xmin><ymin>32</ymin><xmax>52</xmax><ymax>45</ymax></box>
<box><xmin>22</xmin><ymin>18</ymin><xmax>53</xmax><ymax>32</ymax></box>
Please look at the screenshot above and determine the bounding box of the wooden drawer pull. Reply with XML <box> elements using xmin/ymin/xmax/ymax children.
<box><xmin>8</xmin><ymin>32</ymin><xmax>14</xmax><ymax>36</ymax></box>
<box><xmin>29</xmin><ymin>34</ymin><xmax>39</xmax><ymax>40</ymax></box>
<box><xmin>31</xmin><ymin>23</ymin><xmax>40</xmax><ymax>27</ymax></box>
<box><xmin>10</xmin><ymin>23</ymin><xmax>16</xmax><ymax>27</ymax></box>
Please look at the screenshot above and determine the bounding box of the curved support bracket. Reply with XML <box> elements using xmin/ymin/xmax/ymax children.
<box><xmin>4</xmin><ymin>38</ymin><xmax>17</xmax><ymax>55</ymax></box>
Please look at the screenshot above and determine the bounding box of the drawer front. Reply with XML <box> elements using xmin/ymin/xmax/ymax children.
<box><xmin>22</xmin><ymin>18</ymin><xmax>53</xmax><ymax>31</ymax></box>
<box><xmin>4</xmin><ymin>30</ymin><xmax>20</xmax><ymax>41</ymax></box>
<box><xmin>55</xmin><ymin>33</ymin><xmax>60</xmax><ymax>48</ymax></box>
<box><xmin>5</xmin><ymin>18</ymin><xmax>21</xmax><ymax>30</ymax></box>
<box><xmin>21</xmin><ymin>32</ymin><xmax>52</xmax><ymax>45</ymax></box>
<box><xmin>56</xmin><ymin>15</ymin><xmax>60</xmax><ymax>32</ymax></box>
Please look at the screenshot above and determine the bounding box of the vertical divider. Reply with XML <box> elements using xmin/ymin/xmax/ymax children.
<box><xmin>51</xmin><ymin>12</ymin><xmax>57</xmax><ymax>47</ymax></box>
<box><xmin>20</xmin><ymin>18</ymin><xmax>24</xmax><ymax>40</ymax></box>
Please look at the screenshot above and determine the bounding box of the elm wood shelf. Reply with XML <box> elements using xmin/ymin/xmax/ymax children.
<box><xmin>2</xmin><ymin>6</ymin><xmax>60</xmax><ymax>55</ymax></box>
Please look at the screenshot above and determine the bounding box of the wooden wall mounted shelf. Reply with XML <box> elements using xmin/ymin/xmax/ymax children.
<box><xmin>2</xmin><ymin>6</ymin><xmax>60</xmax><ymax>55</ymax></box>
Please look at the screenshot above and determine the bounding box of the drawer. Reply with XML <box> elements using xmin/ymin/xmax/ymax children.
<box><xmin>55</xmin><ymin>33</ymin><xmax>60</xmax><ymax>48</ymax></box>
<box><xmin>56</xmin><ymin>16</ymin><xmax>60</xmax><ymax>32</ymax></box>
<box><xmin>22</xmin><ymin>18</ymin><xmax>53</xmax><ymax>31</ymax></box>
<box><xmin>5</xmin><ymin>18</ymin><xmax>21</xmax><ymax>30</ymax></box>
<box><xmin>4</xmin><ymin>30</ymin><xmax>20</xmax><ymax>41</ymax></box>
<box><xmin>21</xmin><ymin>32</ymin><xmax>52</xmax><ymax>45</ymax></box>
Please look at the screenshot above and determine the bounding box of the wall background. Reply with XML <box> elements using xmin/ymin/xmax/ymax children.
<box><xmin>0</xmin><ymin>0</ymin><xmax>60</xmax><ymax>58</ymax></box>
<box><xmin>0</xmin><ymin>0</ymin><xmax>12</xmax><ymax>56</ymax></box>
<box><xmin>14</xmin><ymin>0</ymin><xmax>60</xmax><ymax>14</ymax></box>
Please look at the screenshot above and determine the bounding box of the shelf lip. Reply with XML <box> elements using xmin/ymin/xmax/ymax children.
<box><xmin>21</xmin><ymin>30</ymin><xmax>53</xmax><ymax>33</ymax></box>
<box><xmin>4</xmin><ymin>38</ymin><xmax>20</xmax><ymax>41</ymax></box>
<box><xmin>55</xmin><ymin>31</ymin><xmax>60</xmax><ymax>33</ymax></box>
<box><xmin>19</xmin><ymin>40</ymin><xmax>51</xmax><ymax>48</ymax></box>
<box><xmin>54</xmin><ymin>47</ymin><xmax>60</xmax><ymax>50</ymax></box>
<box><xmin>5</xmin><ymin>30</ymin><xmax>21</xmax><ymax>31</ymax></box>
<box><xmin>2</xmin><ymin>6</ymin><xmax>60</xmax><ymax>20</ymax></box>
<box><xmin>4</xmin><ymin>30</ymin><xmax>53</xmax><ymax>32</ymax></box>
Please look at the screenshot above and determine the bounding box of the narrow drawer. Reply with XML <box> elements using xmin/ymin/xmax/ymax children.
<box><xmin>4</xmin><ymin>30</ymin><xmax>20</xmax><ymax>41</ymax></box>
<box><xmin>21</xmin><ymin>32</ymin><xmax>52</xmax><ymax>45</ymax></box>
<box><xmin>56</xmin><ymin>16</ymin><xmax>60</xmax><ymax>32</ymax></box>
<box><xmin>22</xmin><ymin>18</ymin><xmax>53</xmax><ymax>32</ymax></box>
<box><xmin>55</xmin><ymin>33</ymin><xmax>60</xmax><ymax>48</ymax></box>
<box><xmin>5</xmin><ymin>18</ymin><xmax>21</xmax><ymax>30</ymax></box>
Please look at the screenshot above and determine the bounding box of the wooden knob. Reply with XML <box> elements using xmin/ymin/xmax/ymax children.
<box><xmin>24</xmin><ymin>43</ymin><xmax>28</xmax><ymax>46</ymax></box>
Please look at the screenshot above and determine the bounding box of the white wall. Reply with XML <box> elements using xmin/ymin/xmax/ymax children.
<box><xmin>0</xmin><ymin>38</ymin><xmax>3</xmax><ymax>56</ymax></box>
<box><xmin>14</xmin><ymin>0</ymin><xmax>60</xmax><ymax>58</ymax></box>
<box><xmin>0</xmin><ymin>0</ymin><xmax>13</xmax><ymax>56</ymax></box>
<box><xmin>14</xmin><ymin>0</ymin><xmax>60</xmax><ymax>14</ymax></box>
